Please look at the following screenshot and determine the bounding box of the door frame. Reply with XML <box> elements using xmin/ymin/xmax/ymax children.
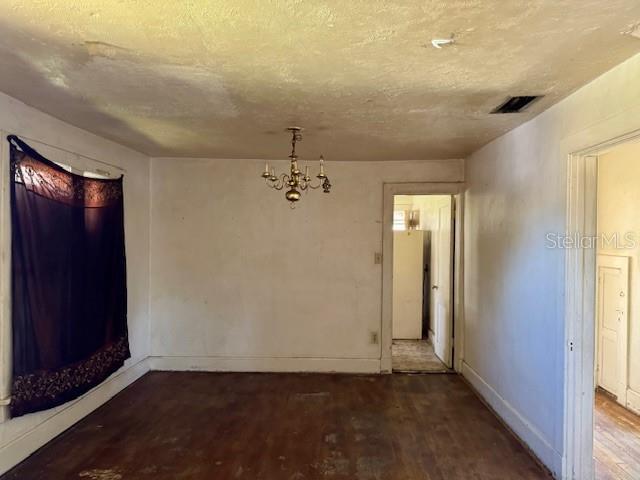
<box><xmin>564</xmin><ymin>129</ymin><xmax>640</xmax><ymax>480</ymax></box>
<box><xmin>381</xmin><ymin>182</ymin><xmax>465</xmax><ymax>373</ymax></box>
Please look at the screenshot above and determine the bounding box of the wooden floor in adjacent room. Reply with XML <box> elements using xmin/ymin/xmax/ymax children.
<box><xmin>3</xmin><ymin>372</ymin><xmax>551</xmax><ymax>480</ymax></box>
<box><xmin>392</xmin><ymin>339</ymin><xmax>449</xmax><ymax>373</ymax></box>
<box><xmin>594</xmin><ymin>390</ymin><xmax>640</xmax><ymax>480</ymax></box>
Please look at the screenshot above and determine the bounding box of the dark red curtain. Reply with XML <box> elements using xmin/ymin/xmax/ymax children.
<box><xmin>8</xmin><ymin>135</ymin><xmax>129</xmax><ymax>418</ymax></box>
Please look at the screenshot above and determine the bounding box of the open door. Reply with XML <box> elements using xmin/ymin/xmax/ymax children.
<box><xmin>430</xmin><ymin>196</ymin><xmax>453</xmax><ymax>368</ymax></box>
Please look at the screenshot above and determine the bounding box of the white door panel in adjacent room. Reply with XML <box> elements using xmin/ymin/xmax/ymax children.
<box><xmin>596</xmin><ymin>254</ymin><xmax>629</xmax><ymax>404</ymax></box>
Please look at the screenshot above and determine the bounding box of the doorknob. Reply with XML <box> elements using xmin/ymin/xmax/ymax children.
<box><xmin>432</xmin><ymin>285</ymin><xmax>439</xmax><ymax>290</ymax></box>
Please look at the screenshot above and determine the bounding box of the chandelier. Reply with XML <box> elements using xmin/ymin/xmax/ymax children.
<box><xmin>261</xmin><ymin>127</ymin><xmax>331</xmax><ymax>206</ymax></box>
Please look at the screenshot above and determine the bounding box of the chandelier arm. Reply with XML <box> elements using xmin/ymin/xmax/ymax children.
<box><xmin>272</xmin><ymin>173</ymin><xmax>290</xmax><ymax>190</ymax></box>
<box><xmin>306</xmin><ymin>178</ymin><xmax>323</xmax><ymax>189</ymax></box>
<box><xmin>265</xmin><ymin>177</ymin><xmax>278</xmax><ymax>188</ymax></box>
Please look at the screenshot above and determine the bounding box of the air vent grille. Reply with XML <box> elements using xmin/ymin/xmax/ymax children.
<box><xmin>491</xmin><ymin>96</ymin><xmax>542</xmax><ymax>114</ymax></box>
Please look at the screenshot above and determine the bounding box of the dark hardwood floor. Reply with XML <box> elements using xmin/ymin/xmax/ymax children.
<box><xmin>4</xmin><ymin>372</ymin><xmax>551</xmax><ymax>479</ymax></box>
<box><xmin>595</xmin><ymin>390</ymin><xmax>640</xmax><ymax>480</ymax></box>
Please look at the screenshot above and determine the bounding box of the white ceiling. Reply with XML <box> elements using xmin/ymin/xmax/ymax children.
<box><xmin>1</xmin><ymin>1</ymin><xmax>639</xmax><ymax>160</ymax></box>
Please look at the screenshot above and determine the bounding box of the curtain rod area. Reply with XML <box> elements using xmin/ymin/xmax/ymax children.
<box><xmin>10</xmin><ymin>134</ymin><xmax>127</xmax><ymax>173</ymax></box>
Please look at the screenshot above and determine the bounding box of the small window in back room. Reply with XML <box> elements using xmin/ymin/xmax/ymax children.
<box><xmin>393</xmin><ymin>210</ymin><xmax>406</xmax><ymax>231</ymax></box>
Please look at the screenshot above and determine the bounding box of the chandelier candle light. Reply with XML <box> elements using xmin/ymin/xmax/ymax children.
<box><xmin>261</xmin><ymin>127</ymin><xmax>331</xmax><ymax>206</ymax></box>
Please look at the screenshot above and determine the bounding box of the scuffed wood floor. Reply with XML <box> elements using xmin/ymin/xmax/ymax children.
<box><xmin>595</xmin><ymin>390</ymin><xmax>640</xmax><ymax>480</ymax></box>
<box><xmin>3</xmin><ymin>372</ymin><xmax>551</xmax><ymax>479</ymax></box>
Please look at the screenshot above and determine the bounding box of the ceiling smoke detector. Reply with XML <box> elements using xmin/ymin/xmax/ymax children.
<box><xmin>431</xmin><ymin>38</ymin><xmax>455</xmax><ymax>49</ymax></box>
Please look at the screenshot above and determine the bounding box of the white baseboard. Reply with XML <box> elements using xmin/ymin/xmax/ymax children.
<box><xmin>0</xmin><ymin>357</ymin><xmax>150</xmax><ymax>476</ymax></box>
<box><xmin>626</xmin><ymin>388</ymin><xmax>640</xmax><ymax>415</ymax></box>
<box><xmin>149</xmin><ymin>355</ymin><xmax>381</xmax><ymax>374</ymax></box>
<box><xmin>461</xmin><ymin>361</ymin><xmax>562</xmax><ymax>479</ymax></box>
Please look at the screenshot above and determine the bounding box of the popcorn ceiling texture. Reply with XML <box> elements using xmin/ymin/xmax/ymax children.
<box><xmin>0</xmin><ymin>1</ymin><xmax>639</xmax><ymax>160</ymax></box>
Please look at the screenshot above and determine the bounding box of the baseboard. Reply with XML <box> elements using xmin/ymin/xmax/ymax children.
<box><xmin>149</xmin><ymin>355</ymin><xmax>381</xmax><ymax>374</ymax></box>
<box><xmin>626</xmin><ymin>388</ymin><xmax>640</xmax><ymax>415</ymax></box>
<box><xmin>0</xmin><ymin>357</ymin><xmax>150</xmax><ymax>475</ymax></box>
<box><xmin>461</xmin><ymin>361</ymin><xmax>563</xmax><ymax>479</ymax></box>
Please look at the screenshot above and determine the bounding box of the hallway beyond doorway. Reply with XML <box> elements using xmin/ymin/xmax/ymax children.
<box><xmin>390</xmin><ymin>193</ymin><xmax>455</xmax><ymax>372</ymax></box>
<box><xmin>392</xmin><ymin>339</ymin><xmax>449</xmax><ymax>373</ymax></box>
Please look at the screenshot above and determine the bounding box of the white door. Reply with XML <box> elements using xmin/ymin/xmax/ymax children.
<box><xmin>596</xmin><ymin>254</ymin><xmax>629</xmax><ymax>403</ymax></box>
<box><xmin>392</xmin><ymin>230</ymin><xmax>424</xmax><ymax>339</ymax></box>
<box><xmin>430</xmin><ymin>196</ymin><xmax>453</xmax><ymax>367</ymax></box>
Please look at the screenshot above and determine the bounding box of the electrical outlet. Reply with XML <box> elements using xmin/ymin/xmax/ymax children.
<box><xmin>370</xmin><ymin>331</ymin><xmax>379</xmax><ymax>344</ymax></box>
<box><xmin>374</xmin><ymin>252</ymin><xmax>382</xmax><ymax>264</ymax></box>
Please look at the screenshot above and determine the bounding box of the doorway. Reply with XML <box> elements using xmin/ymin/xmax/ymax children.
<box><xmin>376</xmin><ymin>182</ymin><xmax>465</xmax><ymax>373</ymax></box>
<box><xmin>565</xmin><ymin>133</ymin><xmax>640</xmax><ymax>480</ymax></box>
<box><xmin>390</xmin><ymin>194</ymin><xmax>453</xmax><ymax>373</ymax></box>
<box><xmin>592</xmin><ymin>139</ymin><xmax>640</xmax><ymax>479</ymax></box>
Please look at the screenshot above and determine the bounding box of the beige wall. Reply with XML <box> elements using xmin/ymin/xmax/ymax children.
<box><xmin>597</xmin><ymin>140</ymin><xmax>640</xmax><ymax>397</ymax></box>
<box><xmin>149</xmin><ymin>158</ymin><xmax>463</xmax><ymax>372</ymax></box>
<box><xmin>413</xmin><ymin>195</ymin><xmax>444</xmax><ymax>232</ymax></box>
<box><xmin>464</xmin><ymin>51</ymin><xmax>640</xmax><ymax>478</ymax></box>
<box><xmin>0</xmin><ymin>92</ymin><xmax>151</xmax><ymax>474</ymax></box>
<box><xmin>393</xmin><ymin>194</ymin><xmax>443</xmax><ymax>232</ymax></box>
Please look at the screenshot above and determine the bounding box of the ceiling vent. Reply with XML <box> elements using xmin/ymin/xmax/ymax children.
<box><xmin>490</xmin><ymin>96</ymin><xmax>542</xmax><ymax>114</ymax></box>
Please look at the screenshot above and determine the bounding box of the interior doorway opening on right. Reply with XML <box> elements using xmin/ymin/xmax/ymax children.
<box><xmin>391</xmin><ymin>194</ymin><xmax>454</xmax><ymax>373</ymax></box>
<box><xmin>594</xmin><ymin>138</ymin><xmax>640</xmax><ymax>479</ymax></box>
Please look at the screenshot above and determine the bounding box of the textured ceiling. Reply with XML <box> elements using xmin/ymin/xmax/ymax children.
<box><xmin>1</xmin><ymin>1</ymin><xmax>639</xmax><ymax>160</ymax></box>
